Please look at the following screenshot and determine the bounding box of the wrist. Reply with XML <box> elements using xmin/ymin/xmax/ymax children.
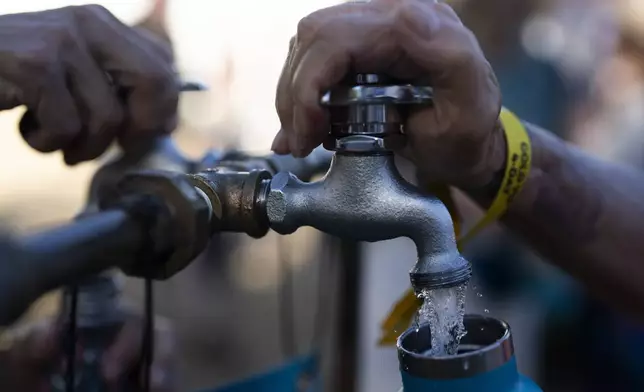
<box><xmin>460</xmin><ymin>119</ymin><xmax>507</xmax><ymax>206</ymax></box>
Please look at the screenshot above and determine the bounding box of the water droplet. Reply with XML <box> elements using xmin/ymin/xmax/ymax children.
<box><xmin>463</xmin><ymin>361</ymin><xmax>470</xmax><ymax>370</ymax></box>
<box><xmin>476</xmin><ymin>293</ymin><xmax>483</xmax><ymax>298</ymax></box>
<box><xmin>484</xmin><ymin>309</ymin><xmax>489</xmax><ymax>313</ymax></box>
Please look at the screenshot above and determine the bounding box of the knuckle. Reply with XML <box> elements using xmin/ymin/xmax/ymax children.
<box><xmin>16</xmin><ymin>51</ymin><xmax>56</xmax><ymax>83</ymax></box>
<box><xmin>50</xmin><ymin>25</ymin><xmax>79</xmax><ymax>53</ymax></box>
<box><xmin>394</xmin><ymin>1</ymin><xmax>423</xmax><ymax>29</ymax></box>
<box><xmin>449</xmin><ymin>47</ymin><xmax>475</xmax><ymax>68</ymax></box>
<box><xmin>276</xmin><ymin>99</ymin><xmax>291</xmax><ymax>120</ymax></box>
<box><xmin>71</xmin><ymin>4</ymin><xmax>111</xmax><ymax>21</ymax></box>
<box><xmin>435</xmin><ymin>2</ymin><xmax>459</xmax><ymax>19</ymax></box>
<box><xmin>296</xmin><ymin>12</ymin><xmax>323</xmax><ymax>44</ymax></box>
<box><xmin>132</xmin><ymin>66</ymin><xmax>179</xmax><ymax>128</ymax></box>
<box><xmin>71</xmin><ymin>4</ymin><xmax>122</xmax><ymax>34</ymax></box>
<box><xmin>291</xmin><ymin>72</ymin><xmax>320</xmax><ymax>110</ymax></box>
<box><xmin>138</xmin><ymin>65</ymin><xmax>176</xmax><ymax>94</ymax></box>
<box><xmin>275</xmin><ymin>86</ymin><xmax>292</xmax><ymax>114</ymax></box>
<box><xmin>290</xmin><ymin>76</ymin><xmax>306</xmax><ymax>105</ymax></box>
<box><xmin>96</xmin><ymin>103</ymin><xmax>124</xmax><ymax>130</ymax></box>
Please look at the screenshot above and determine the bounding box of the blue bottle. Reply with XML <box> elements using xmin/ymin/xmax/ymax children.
<box><xmin>397</xmin><ymin>315</ymin><xmax>541</xmax><ymax>392</ymax></box>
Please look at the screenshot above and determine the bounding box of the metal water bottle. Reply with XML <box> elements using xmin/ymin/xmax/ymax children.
<box><xmin>50</xmin><ymin>272</ymin><xmax>137</xmax><ymax>391</ymax></box>
<box><xmin>397</xmin><ymin>315</ymin><xmax>542</xmax><ymax>392</ymax></box>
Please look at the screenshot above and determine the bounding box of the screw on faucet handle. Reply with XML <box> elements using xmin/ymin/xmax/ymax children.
<box><xmin>320</xmin><ymin>73</ymin><xmax>433</xmax><ymax>151</ymax></box>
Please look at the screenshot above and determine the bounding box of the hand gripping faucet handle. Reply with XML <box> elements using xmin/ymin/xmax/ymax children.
<box><xmin>264</xmin><ymin>73</ymin><xmax>469</xmax><ymax>293</ymax></box>
<box><xmin>320</xmin><ymin>73</ymin><xmax>434</xmax><ymax>150</ymax></box>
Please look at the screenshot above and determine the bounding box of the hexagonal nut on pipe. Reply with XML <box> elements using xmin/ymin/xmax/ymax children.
<box><xmin>113</xmin><ymin>170</ymin><xmax>212</xmax><ymax>280</ymax></box>
<box><xmin>266</xmin><ymin>172</ymin><xmax>295</xmax><ymax>234</ymax></box>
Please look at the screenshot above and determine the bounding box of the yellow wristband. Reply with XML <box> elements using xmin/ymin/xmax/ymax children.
<box><xmin>457</xmin><ymin>107</ymin><xmax>532</xmax><ymax>244</ymax></box>
<box><xmin>377</xmin><ymin>107</ymin><xmax>532</xmax><ymax>346</ymax></box>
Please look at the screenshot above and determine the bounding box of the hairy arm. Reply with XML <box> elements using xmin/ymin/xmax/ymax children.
<box><xmin>465</xmin><ymin>122</ymin><xmax>644</xmax><ymax>320</ymax></box>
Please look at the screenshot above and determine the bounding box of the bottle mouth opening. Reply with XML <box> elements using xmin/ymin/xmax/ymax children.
<box><xmin>397</xmin><ymin>315</ymin><xmax>514</xmax><ymax>379</ymax></box>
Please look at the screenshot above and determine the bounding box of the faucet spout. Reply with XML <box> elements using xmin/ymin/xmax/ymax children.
<box><xmin>266</xmin><ymin>151</ymin><xmax>471</xmax><ymax>290</ymax></box>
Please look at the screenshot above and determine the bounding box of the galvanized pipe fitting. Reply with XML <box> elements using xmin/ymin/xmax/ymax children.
<box><xmin>266</xmin><ymin>74</ymin><xmax>471</xmax><ymax>290</ymax></box>
<box><xmin>189</xmin><ymin>169</ymin><xmax>272</xmax><ymax>239</ymax></box>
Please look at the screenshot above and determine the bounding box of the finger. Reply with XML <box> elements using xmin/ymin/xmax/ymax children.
<box><xmin>133</xmin><ymin>0</ymin><xmax>174</xmax><ymax>61</ymax></box>
<box><xmin>134</xmin><ymin>27</ymin><xmax>174</xmax><ymax>62</ymax></box>
<box><xmin>271</xmin><ymin>128</ymin><xmax>290</xmax><ymax>155</ymax></box>
<box><xmin>274</xmin><ymin>36</ymin><xmax>297</xmax><ymax>155</ymax></box>
<box><xmin>101</xmin><ymin>320</ymin><xmax>142</xmax><ymax>384</ymax></box>
<box><xmin>393</xmin><ymin>2</ymin><xmax>480</xmax><ymax>91</ymax></box>
<box><xmin>287</xmin><ymin>2</ymin><xmax>406</xmax><ymax>156</ymax></box>
<box><xmin>434</xmin><ymin>2</ymin><xmax>464</xmax><ymax>21</ymax></box>
<box><xmin>290</xmin><ymin>40</ymin><xmax>349</xmax><ymax>156</ymax></box>
<box><xmin>62</xmin><ymin>49</ymin><xmax>124</xmax><ymax>165</ymax></box>
<box><xmin>0</xmin><ymin>77</ymin><xmax>23</xmax><ymax>111</ymax></box>
<box><xmin>20</xmin><ymin>73</ymin><xmax>81</xmax><ymax>153</ymax></box>
<box><xmin>74</xmin><ymin>5</ymin><xmax>178</xmax><ymax>142</ymax></box>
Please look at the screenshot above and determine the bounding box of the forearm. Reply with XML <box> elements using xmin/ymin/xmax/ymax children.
<box><xmin>466</xmin><ymin>122</ymin><xmax>644</xmax><ymax>320</ymax></box>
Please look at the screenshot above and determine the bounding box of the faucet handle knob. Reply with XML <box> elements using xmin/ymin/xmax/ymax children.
<box><xmin>320</xmin><ymin>73</ymin><xmax>433</xmax><ymax>150</ymax></box>
<box><xmin>320</xmin><ymin>74</ymin><xmax>433</xmax><ymax>107</ymax></box>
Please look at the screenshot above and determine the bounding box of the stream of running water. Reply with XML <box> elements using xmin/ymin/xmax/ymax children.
<box><xmin>415</xmin><ymin>283</ymin><xmax>468</xmax><ymax>357</ymax></box>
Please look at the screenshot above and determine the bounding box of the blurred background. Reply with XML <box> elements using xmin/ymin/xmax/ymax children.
<box><xmin>3</xmin><ymin>0</ymin><xmax>644</xmax><ymax>391</ymax></box>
